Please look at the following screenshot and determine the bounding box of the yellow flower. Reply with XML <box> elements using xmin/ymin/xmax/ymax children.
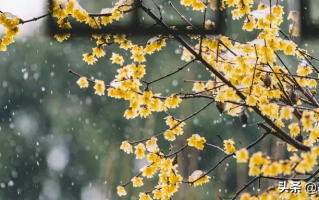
<box><xmin>309</xmin><ymin>79</ymin><xmax>317</xmax><ymax>88</ymax></box>
<box><xmin>188</xmin><ymin>170</ymin><xmax>210</xmax><ymax>186</ymax></box>
<box><xmin>243</xmin><ymin>16</ymin><xmax>255</xmax><ymax>31</ymax></box>
<box><xmin>111</xmin><ymin>8</ymin><xmax>123</xmax><ymax>21</ymax></box>
<box><xmin>72</xmin><ymin>9</ymin><xmax>89</xmax><ymax>22</ymax></box>
<box><xmin>181</xmin><ymin>0</ymin><xmax>192</xmax><ymax>6</ymax></box>
<box><xmin>311</xmin><ymin>126</ymin><xmax>319</xmax><ymax>140</ymax></box>
<box><xmin>54</xmin><ymin>34</ymin><xmax>70</xmax><ymax>42</ymax></box>
<box><xmin>283</xmin><ymin>41</ymin><xmax>297</xmax><ymax>55</ymax></box>
<box><xmin>92</xmin><ymin>46</ymin><xmax>106</xmax><ymax>58</ymax></box>
<box><xmin>130</xmin><ymin>51</ymin><xmax>146</xmax><ymax>63</ymax></box>
<box><xmin>111</xmin><ymin>53</ymin><xmax>124</xmax><ymax>65</ymax></box>
<box><xmin>164</xmin><ymin>130</ymin><xmax>176</xmax><ymax>141</ymax></box>
<box><xmin>153</xmin><ymin>189</ymin><xmax>162</xmax><ymax>199</ymax></box>
<box><xmin>249</xmin><ymin>166</ymin><xmax>261</xmax><ymax>176</ymax></box>
<box><xmin>139</xmin><ymin>193</ymin><xmax>152</xmax><ymax>200</ymax></box>
<box><xmin>192</xmin><ymin>0</ymin><xmax>205</xmax><ymax>11</ymax></box>
<box><xmin>93</xmin><ymin>80</ymin><xmax>105</xmax><ymax>96</ymax></box>
<box><xmin>65</xmin><ymin>0</ymin><xmax>76</xmax><ymax>13</ymax></box>
<box><xmin>146</xmin><ymin>137</ymin><xmax>158</xmax><ymax>152</ymax></box>
<box><xmin>162</xmin><ymin>184</ymin><xmax>178</xmax><ymax>197</ymax></box>
<box><xmin>205</xmin><ymin>80</ymin><xmax>215</xmax><ymax>95</ymax></box>
<box><xmin>0</xmin><ymin>43</ymin><xmax>7</xmax><ymax>51</ymax></box>
<box><xmin>301</xmin><ymin>110</ymin><xmax>315</xmax><ymax>131</ymax></box>
<box><xmin>120</xmin><ymin>141</ymin><xmax>133</xmax><ymax>154</ymax></box>
<box><xmin>145</xmin><ymin>44</ymin><xmax>156</xmax><ymax>54</ymax></box>
<box><xmin>225</xmin><ymin>0</ymin><xmax>237</xmax><ymax>7</ymax></box>
<box><xmin>139</xmin><ymin>106</ymin><xmax>152</xmax><ymax>118</ymax></box>
<box><xmin>240</xmin><ymin>193</ymin><xmax>251</xmax><ymax>200</ymax></box>
<box><xmin>192</xmin><ymin>81</ymin><xmax>205</xmax><ymax>92</ymax></box>
<box><xmin>114</xmin><ymin>34</ymin><xmax>126</xmax><ymax>43</ymax></box>
<box><xmin>187</xmin><ymin>134</ymin><xmax>206</xmax><ymax>150</ymax></box>
<box><xmin>275</xmin><ymin>119</ymin><xmax>285</xmax><ymax>128</ymax></box>
<box><xmin>287</xmin><ymin>144</ymin><xmax>297</xmax><ymax>152</ymax></box>
<box><xmin>141</xmin><ymin>90</ymin><xmax>154</xmax><ymax>105</ymax></box>
<box><xmin>76</xmin><ymin>77</ymin><xmax>89</xmax><ymax>88</ymax></box>
<box><xmin>245</xmin><ymin>95</ymin><xmax>257</xmax><ymax>106</ymax></box>
<box><xmin>132</xmin><ymin>177</ymin><xmax>144</xmax><ymax>187</ymax></box>
<box><xmin>83</xmin><ymin>53</ymin><xmax>97</xmax><ymax>65</ymax></box>
<box><xmin>120</xmin><ymin>40</ymin><xmax>133</xmax><ymax>50</ymax></box>
<box><xmin>312</xmin><ymin>146</ymin><xmax>319</xmax><ymax>156</ymax></box>
<box><xmin>297</xmin><ymin>64</ymin><xmax>312</xmax><ymax>76</ymax></box>
<box><xmin>147</xmin><ymin>153</ymin><xmax>161</xmax><ymax>163</ymax></box>
<box><xmin>249</xmin><ymin>152</ymin><xmax>266</xmax><ymax>166</ymax></box>
<box><xmin>272</xmin><ymin>5</ymin><xmax>284</xmax><ymax>16</ymax></box>
<box><xmin>162</xmin><ymin>158</ymin><xmax>173</xmax><ymax>171</ymax></box>
<box><xmin>165</xmin><ymin>94</ymin><xmax>182</xmax><ymax>109</ymax></box>
<box><xmin>169</xmin><ymin>173</ymin><xmax>182</xmax><ymax>184</ymax></box>
<box><xmin>280</xmin><ymin>106</ymin><xmax>294</xmax><ymax>120</ymax></box>
<box><xmin>235</xmin><ymin>148</ymin><xmax>249</xmax><ymax>163</ymax></box>
<box><xmin>117</xmin><ymin>186</ymin><xmax>127</xmax><ymax>196</ymax></box>
<box><xmin>295</xmin><ymin>154</ymin><xmax>316</xmax><ymax>174</ymax></box>
<box><xmin>124</xmin><ymin>108</ymin><xmax>138</xmax><ymax>119</ymax></box>
<box><xmin>150</xmin><ymin>98</ymin><xmax>161</xmax><ymax>111</ymax></box>
<box><xmin>101</xmin><ymin>16</ymin><xmax>113</xmax><ymax>25</ymax></box>
<box><xmin>267</xmin><ymin>162</ymin><xmax>282</xmax><ymax>176</ymax></box>
<box><xmin>135</xmin><ymin>143</ymin><xmax>146</xmax><ymax>159</ymax></box>
<box><xmin>142</xmin><ymin>165</ymin><xmax>157</xmax><ymax>178</ymax></box>
<box><xmin>231</xmin><ymin>9</ymin><xmax>241</xmax><ymax>19</ymax></box>
<box><xmin>223</xmin><ymin>139</ymin><xmax>236</xmax><ymax>154</ymax></box>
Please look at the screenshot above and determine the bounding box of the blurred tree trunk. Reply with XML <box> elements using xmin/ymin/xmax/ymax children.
<box><xmin>178</xmin><ymin>68</ymin><xmax>196</xmax><ymax>199</ymax></box>
<box><xmin>103</xmin><ymin>142</ymin><xmax>117</xmax><ymax>199</ymax></box>
<box><xmin>236</xmin><ymin>162</ymin><xmax>247</xmax><ymax>194</ymax></box>
<box><xmin>269</xmin><ymin>137</ymin><xmax>285</xmax><ymax>188</ymax></box>
<box><xmin>260</xmin><ymin>133</ymin><xmax>270</xmax><ymax>189</ymax></box>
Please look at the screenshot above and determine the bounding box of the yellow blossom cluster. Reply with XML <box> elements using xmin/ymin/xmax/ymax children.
<box><xmin>52</xmin><ymin>0</ymin><xmax>133</xmax><ymax>43</ymax></box>
<box><xmin>187</xmin><ymin>134</ymin><xmax>206</xmax><ymax>150</ymax></box>
<box><xmin>223</xmin><ymin>139</ymin><xmax>236</xmax><ymax>154</ymax></box>
<box><xmin>235</xmin><ymin>148</ymin><xmax>249</xmax><ymax>163</ymax></box>
<box><xmin>180</xmin><ymin>0</ymin><xmax>206</xmax><ymax>11</ymax></box>
<box><xmin>0</xmin><ymin>13</ymin><xmax>20</xmax><ymax>51</ymax></box>
<box><xmin>119</xmin><ymin>137</ymin><xmax>185</xmax><ymax>199</ymax></box>
<box><xmin>164</xmin><ymin>116</ymin><xmax>186</xmax><ymax>141</ymax></box>
<box><xmin>188</xmin><ymin>170</ymin><xmax>211</xmax><ymax>186</ymax></box>
<box><xmin>192</xmin><ymin>80</ymin><xmax>216</xmax><ymax>94</ymax></box>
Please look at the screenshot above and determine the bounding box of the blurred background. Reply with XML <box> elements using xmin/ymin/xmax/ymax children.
<box><xmin>0</xmin><ymin>0</ymin><xmax>317</xmax><ymax>200</ymax></box>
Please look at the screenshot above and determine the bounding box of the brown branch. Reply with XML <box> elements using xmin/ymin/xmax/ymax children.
<box><xmin>121</xmin><ymin>162</ymin><xmax>154</xmax><ymax>187</ymax></box>
<box><xmin>205</xmin><ymin>142</ymin><xmax>226</xmax><ymax>154</ymax></box>
<box><xmin>129</xmin><ymin>100</ymin><xmax>215</xmax><ymax>144</ymax></box>
<box><xmin>11</xmin><ymin>7</ymin><xmax>134</xmax><ymax>24</ymax></box>
<box><xmin>19</xmin><ymin>12</ymin><xmax>52</xmax><ymax>24</ymax></box>
<box><xmin>256</xmin><ymin>68</ymin><xmax>319</xmax><ymax>81</ymax></box>
<box><xmin>249</xmin><ymin>44</ymin><xmax>258</xmax><ymax>95</ymax></box>
<box><xmin>199</xmin><ymin>0</ymin><xmax>208</xmax><ymax>56</ymax></box>
<box><xmin>231</xmin><ymin>177</ymin><xmax>259</xmax><ymax>200</ymax></box>
<box><xmin>138</xmin><ymin>2</ymin><xmax>310</xmax><ymax>152</ymax></box>
<box><xmin>165</xmin><ymin>144</ymin><xmax>188</xmax><ymax>157</ymax></box>
<box><xmin>275</xmin><ymin>52</ymin><xmax>319</xmax><ymax>108</ymax></box>
<box><xmin>279</xmin><ymin>29</ymin><xmax>319</xmax><ymax>73</ymax></box>
<box><xmin>68</xmin><ymin>69</ymin><xmax>112</xmax><ymax>88</ymax></box>
<box><xmin>168</xmin><ymin>1</ymin><xmax>197</xmax><ymax>30</ymax></box>
<box><xmin>145</xmin><ymin>59</ymin><xmax>195</xmax><ymax>85</ymax></box>
<box><xmin>184</xmin><ymin>132</ymin><xmax>269</xmax><ymax>184</ymax></box>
